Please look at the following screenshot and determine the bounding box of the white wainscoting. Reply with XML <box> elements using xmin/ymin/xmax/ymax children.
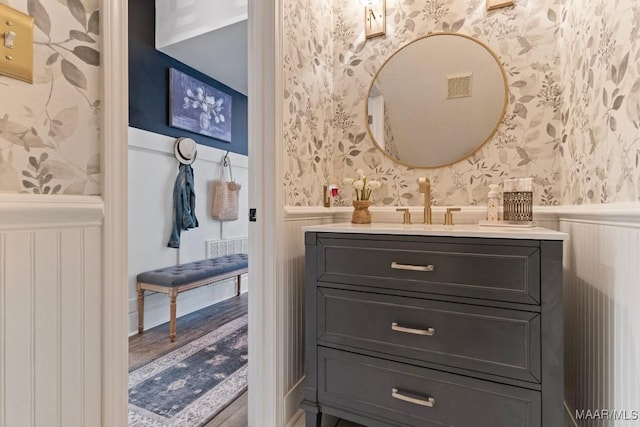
<box><xmin>128</xmin><ymin>127</ymin><xmax>249</xmax><ymax>335</ymax></box>
<box><xmin>560</xmin><ymin>206</ymin><xmax>640</xmax><ymax>426</ymax></box>
<box><xmin>0</xmin><ymin>195</ymin><xmax>103</xmax><ymax>427</ymax></box>
<box><xmin>282</xmin><ymin>209</ymin><xmax>334</xmax><ymax>423</ymax></box>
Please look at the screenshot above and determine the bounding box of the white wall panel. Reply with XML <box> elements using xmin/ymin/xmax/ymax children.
<box><xmin>34</xmin><ymin>230</ymin><xmax>60</xmax><ymax>426</ymax></box>
<box><xmin>82</xmin><ymin>227</ymin><xmax>102</xmax><ymax>425</ymax></box>
<box><xmin>282</xmin><ymin>213</ymin><xmax>334</xmax><ymax>422</ymax></box>
<box><xmin>3</xmin><ymin>231</ymin><xmax>34</xmax><ymax>427</ymax></box>
<box><xmin>0</xmin><ymin>195</ymin><xmax>103</xmax><ymax>427</ymax></box>
<box><xmin>561</xmin><ymin>217</ymin><xmax>640</xmax><ymax>426</ymax></box>
<box><xmin>60</xmin><ymin>229</ymin><xmax>84</xmax><ymax>427</ymax></box>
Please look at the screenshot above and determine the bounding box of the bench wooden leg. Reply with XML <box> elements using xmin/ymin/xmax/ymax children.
<box><xmin>236</xmin><ymin>274</ymin><xmax>242</xmax><ymax>296</ymax></box>
<box><xmin>137</xmin><ymin>284</ymin><xmax>144</xmax><ymax>334</ymax></box>
<box><xmin>169</xmin><ymin>289</ymin><xmax>178</xmax><ymax>342</ymax></box>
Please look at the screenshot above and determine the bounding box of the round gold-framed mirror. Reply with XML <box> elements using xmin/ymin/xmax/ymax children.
<box><xmin>366</xmin><ymin>32</ymin><xmax>508</xmax><ymax>169</ymax></box>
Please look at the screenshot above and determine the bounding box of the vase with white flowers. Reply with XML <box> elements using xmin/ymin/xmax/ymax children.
<box><xmin>343</xmin><ymin>169</ymin><xmax>382</xmax><ymax>224</ymax></box>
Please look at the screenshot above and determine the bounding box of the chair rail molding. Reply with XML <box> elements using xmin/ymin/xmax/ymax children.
<box><xmin>0</xmin><ymin>195</ymin><xmax>104</xmax><ymax>231</ymax></box>
<box><xmin>555</xmin><ymin>202</ymin><xmax>640</xmax><ymax>227</ymax></box>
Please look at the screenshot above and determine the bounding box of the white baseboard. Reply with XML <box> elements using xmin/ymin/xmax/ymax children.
<box><xmin>285</xmin><ymin>410</ymin><xmax>304</xmax><ymax>427</ymax></box>
<box><xmin>564</xmin><ymin>401</ymin><xmax>578</xmax><ymax>427</ymax></box>
<box><xmin>284</xmin><ymin>377</ymin><xmax>305</xmax><ymax>426</ymax></box>
<box><xmin>127</xmin><ymin>274</ymin><xmax>248</xmax><ymax>336</ymax></box>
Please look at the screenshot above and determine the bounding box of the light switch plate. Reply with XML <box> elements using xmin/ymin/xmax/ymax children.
<box><xmin>0</xmin><ymin>4</ymin><xmax>34</xmax><ymax>84</ymax></box>
<box><xmin>364</xmin><ymin>0</ymin><xmax>386</xmax><ymax>39</ymax></box>
<box><xmin>487</xmin><ymin>0</ymin><xmax>515</xmax><ymax>11</ymax></box>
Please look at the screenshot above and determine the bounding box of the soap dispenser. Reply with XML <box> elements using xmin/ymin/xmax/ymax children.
<box><xmin>487</xmin><ymin>184</ymin><xmax>500</xmax><ymax>221</ymax></box>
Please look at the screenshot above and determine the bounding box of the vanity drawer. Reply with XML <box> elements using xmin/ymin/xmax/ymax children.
<box><xmin>316</xmin><ymin>236</ymin><xmax>540</xmax><ymax>304</ymax></box>
<box><xmin>318</xmin><ymin>347</ymin><xmax>541</xmax><ymax>427</ymax></box>
<box><xmin>318</xmin><ymin>287</ymin><xmax>540</xmax><ymax>382</ymax></box>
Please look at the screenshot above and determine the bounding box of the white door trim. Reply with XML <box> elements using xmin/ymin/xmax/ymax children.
<box><xmin>101</xmin><ymin>0</ymin><xmax>282</xmax><ymax>425</ymax></box>
<box><xmin>248</xmin><ymin>0</ymin><xmax>285</xmax><ymax>425</ymax></box>
<box><xmin>101</xmin><ymin>0</ymin><xmax>129</xmax><ymax>425</ymax></box>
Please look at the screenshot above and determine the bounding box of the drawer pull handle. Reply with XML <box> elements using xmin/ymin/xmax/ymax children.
<box><xmin>391</xmin><ymin>322</ymin><xmax>435</xmax><ymax>336</ymax></box>
<box><xmin>391</xmin><ymin>388</ymin><xmax>435</xmax><ymax>407</ymax></box>
<box><xmin>391</xmin><ymin>262</ymin><xmax>434</xmax><ymax>272</ymax></box>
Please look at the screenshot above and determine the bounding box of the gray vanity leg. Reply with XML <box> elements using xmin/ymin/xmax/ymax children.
<box><xmin>305</xmin><ymin>411</ymin><xmax>322</xmax><ymax>427</ymax></box>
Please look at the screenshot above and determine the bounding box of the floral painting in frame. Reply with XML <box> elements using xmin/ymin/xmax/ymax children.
<box><xmin>169</xmin><ymin>68</ymin><xmax>232</xmax><ymax>142</ymax></box>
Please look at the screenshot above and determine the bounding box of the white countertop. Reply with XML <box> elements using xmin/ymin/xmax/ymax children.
<box><xmin>302</xmin><ymin>222</ymin><xmax>569</xmax><ymax>240</ymax></box>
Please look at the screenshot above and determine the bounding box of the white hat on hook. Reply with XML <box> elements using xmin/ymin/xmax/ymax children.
<box><xmin>174</xmin><ymin>137</ymin><xmax>198</xmax><ymax>165</ymax></box>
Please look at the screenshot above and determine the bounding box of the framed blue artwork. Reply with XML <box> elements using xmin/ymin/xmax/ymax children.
<box><xmin>169</xmin><ymin>68</ymin><xmax>233</xmax><ymax>142</ymax></box>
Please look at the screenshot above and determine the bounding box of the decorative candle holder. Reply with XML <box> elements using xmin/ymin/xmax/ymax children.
<box><xmin>503</xmin><ymin>191</ymin><xmax>533</xmax><ymax>221</ymax></box>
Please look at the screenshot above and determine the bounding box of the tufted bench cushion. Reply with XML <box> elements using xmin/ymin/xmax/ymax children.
<box><xmin>136</xmin><ymin>254</ymin><xmax>248</xmax><ymax>341</ymax></box>
<box><xmin>136</xmin><ymin>254</ymin><xmax>249</xmax><ymax>287</ymax></box>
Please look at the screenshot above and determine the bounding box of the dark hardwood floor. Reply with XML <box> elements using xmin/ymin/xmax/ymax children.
<box><xmin>129</xmin><ymin>293</ymin><xmax>249</xmax><ymax>426</ymax></box>
<box><xmin>129</xmin><ymin>292</ymin><xmax>248</xmax><ymax>370</ymax></box>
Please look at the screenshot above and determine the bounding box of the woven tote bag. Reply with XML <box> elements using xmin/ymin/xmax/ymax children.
<box><xmin>211</xmin><ymin>156</ymin><xmax>241</xmax><ymax>221</ymax></box>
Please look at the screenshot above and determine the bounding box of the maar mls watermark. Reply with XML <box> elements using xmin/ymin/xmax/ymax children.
<box><xmin>575</xmin><ymin>409</ymin><xmax>639</xmax><ymax>421</ymax></box>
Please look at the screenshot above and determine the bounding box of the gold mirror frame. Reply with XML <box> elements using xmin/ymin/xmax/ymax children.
<box><xmin>365</xmin><ymin>32</ymin><xmax>509</xmax><ymax>169</ymax></box>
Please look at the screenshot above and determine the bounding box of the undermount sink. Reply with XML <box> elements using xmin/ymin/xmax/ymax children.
<box><xmin>302</xmin><ymin>222</ymin><xmax>569</xmax><ymax>241</ymax></box>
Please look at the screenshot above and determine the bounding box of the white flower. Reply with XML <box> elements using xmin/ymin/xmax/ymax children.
<box><xmin>368</xmin><ymin>180</ymin><xmax>382</xmax><ymax>189</ymax></box>
<box><xmin>343</xmin><ymin>169</ymin><xmax>380</xmax><ymax>200</ymax></box>
<box><xmin>182</xmin><ymin>87</ymin><xmax>228</xmax><ymax>131</ymax></box>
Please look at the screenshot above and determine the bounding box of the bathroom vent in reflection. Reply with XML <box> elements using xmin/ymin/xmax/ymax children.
<box><xmin>447</xmin><ymin>73</ymin><xmax>472</xmax><ymax>99</ymax></box>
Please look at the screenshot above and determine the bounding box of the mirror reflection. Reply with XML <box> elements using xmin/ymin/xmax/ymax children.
<box><xmin>367</xmin><ymin>33</ymin><xmax>508</xmax><ymax>168</ymax></box>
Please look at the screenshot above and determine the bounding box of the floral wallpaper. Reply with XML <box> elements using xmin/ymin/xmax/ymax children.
<box><xmin>283</xmin><ymin>0</ymin><xmax>334</xmax><ymax>205</ymax></box>
<box><xmin>284</xmin><ymin>0</ymin><xmax>563</xmax><ymax>207</ymax></box>
<box><xmin>559</xmin><ymin>0</ymin><xmax>640</xmax><ymax>204</ymax></box>
<box><xmin>0</xmin><ymin>0</ymin><xmax>101</xmax><ymax>195</ymax></box>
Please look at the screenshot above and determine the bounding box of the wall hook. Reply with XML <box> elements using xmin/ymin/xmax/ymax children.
<box><xmin>222</xmin><ymin>151</ymin><xmax>230</xmax><ymax>167</ymax></box>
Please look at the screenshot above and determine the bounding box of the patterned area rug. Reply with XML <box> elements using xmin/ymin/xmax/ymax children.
<box><xmin>129</xmin><ymin>315</ymin><xmax>248</xmax><ymax>426</ymax></box>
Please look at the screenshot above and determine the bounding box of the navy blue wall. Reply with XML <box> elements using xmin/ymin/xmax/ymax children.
<box><xmin>128</xmin><ymin>0</ymin><xmax>248</xmax><ymax>155</ymax></box>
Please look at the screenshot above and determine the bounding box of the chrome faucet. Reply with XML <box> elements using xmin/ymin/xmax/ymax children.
<box><xmin>417</xmin><ymin>177</ymin><xmax>432</xmax><ymax>224</ymax></box>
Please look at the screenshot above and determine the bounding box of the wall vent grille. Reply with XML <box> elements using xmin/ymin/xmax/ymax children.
<box><xmin>447</xmin><ymin>73</ymin><xmax>472</xmax><ymax>99</ymax></box>
<box><xmin>206</xmin><ymin>237</ymin><xmax>249</xmax><ymax>258</ymax></box>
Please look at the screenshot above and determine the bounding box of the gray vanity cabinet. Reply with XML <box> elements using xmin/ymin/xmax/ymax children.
<box><xmin>302</xmin><ymin>231</ymin><xmax>563</xmax><ymax>427</ymax></box>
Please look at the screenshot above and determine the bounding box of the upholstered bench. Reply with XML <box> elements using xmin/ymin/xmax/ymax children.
<box><xmin>136</xmin><ymin>254</ymin><xmax>248</xmax><ymax>341</ymax></box>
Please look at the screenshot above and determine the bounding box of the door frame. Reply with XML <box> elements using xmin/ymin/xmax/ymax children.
<box><xmin>101</xmin><ymin>0</ymin><xmax>283</xmax><ymax>425</ymax></box>
<box><xmin>247</xmin><ymin>0</ymin><xmax>286</xmax><ymax>425</ymax></box>
<box><xmin>101</xmin><ymin>0</ymin><xmax>129</xmax><ymax>424</ymax></box>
